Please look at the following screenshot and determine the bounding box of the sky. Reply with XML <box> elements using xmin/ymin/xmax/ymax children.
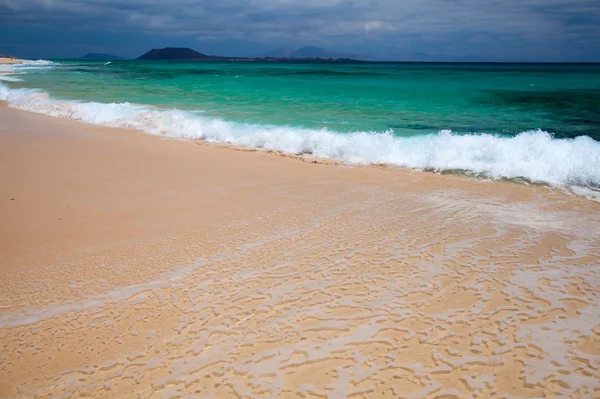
<box><xmin>1</xmin><ymin>0</ymin><xmax>599</xmax><ymax>61</ymax></box>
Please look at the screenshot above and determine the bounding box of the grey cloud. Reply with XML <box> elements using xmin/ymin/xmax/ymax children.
<box><xmin>1</xmin><ymin>0</ymin><xmax>599</xmax><ymax>60</ymax></box>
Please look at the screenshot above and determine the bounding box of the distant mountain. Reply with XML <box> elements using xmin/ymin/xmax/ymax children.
<box><xmin>291</xmin><ymin>46</ymin><xmax>340</xmax><ymax>58</ymax></box>
<box><xmin>136</xmin><ymin>46</ymin><xmax>497</xmax><ymax>63</ymax></box>
<box><xmin>137</xmin><ymin>48</ymin><xmax>224</xmax><ymax>61</ymax></box>
<box><xmin>79</xmin><ymin>53</ymin><xmax>124</xmax><ymax>60</ymax></box>
<box><xmin>256</xmin><ymin>47</ymin><xmax>296</xmax><ymax>58</ymax></box>
<box><xmin>137</xmin><ymin>46</ymin><xmax>365</xmax><ymax>63</ymax></box>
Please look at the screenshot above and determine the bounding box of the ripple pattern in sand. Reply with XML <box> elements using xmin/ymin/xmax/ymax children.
<box><xmin>1</xmin><ymin>186</ymin><xmax>599</xmax><ymax>398</ymax></box>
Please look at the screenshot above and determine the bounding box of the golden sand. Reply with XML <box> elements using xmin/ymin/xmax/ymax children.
<box><xmin>0</xmin><ymin>57</ymin><xmax>23</xmax><ymax>65</ymax></box>
<box><xmin>0</xmin><ymin>104</ymin><xmax>599</xmax><ymax>398</ymax></box>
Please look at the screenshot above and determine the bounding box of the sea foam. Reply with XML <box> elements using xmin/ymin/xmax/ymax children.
<box><xmin>1</xmin><ymin>81</ymin><xmax>599</xmax><ymax>189</ymax></box>
<box><xmin>0</xmin><ymin>59</ymin><xmax>55</xmax><ymax>73</ymax></box>
<box><xmin>0</xmin><ymin>76</ymin><xmax>23</xmax><ymax>82</ymax></box>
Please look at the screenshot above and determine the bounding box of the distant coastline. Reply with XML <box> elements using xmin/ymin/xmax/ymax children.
<box><xmin>136</xmin><ymin>47</ymin><xmax>367</xmax><ymax>63</ymax></box>
<box><xmin>64</xmin><ymin>48</ymin><xmax>600</xmax><ymax>63</ymax></box>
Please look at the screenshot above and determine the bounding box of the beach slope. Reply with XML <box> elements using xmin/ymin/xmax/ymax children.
<box><xmin>0</xmin><ymin>105</ymin><xmax>599</xmax><ymax>398</ymax></box>
<box><xmin>0</xmin><ymin>57</ymin><xmax>23</xmax><ymax>65</ymax></box>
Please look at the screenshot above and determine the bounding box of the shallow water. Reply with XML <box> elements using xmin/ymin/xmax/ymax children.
<box><xmin>6</xmin><ymin>61</ymin><xmax>600</xmax><ymax>138</ymax></box>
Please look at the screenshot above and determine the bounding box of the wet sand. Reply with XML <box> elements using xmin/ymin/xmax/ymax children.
<box><xmin>0</xmin><ymin>104</ymin><xmax>599</xmax><ymax>398</ymax></box>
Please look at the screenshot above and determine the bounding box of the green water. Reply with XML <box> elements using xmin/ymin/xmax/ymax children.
<box><xmin>10</xmin><ymin>61</ymin><xmax>600</xmax><ymax>139</ymax></box>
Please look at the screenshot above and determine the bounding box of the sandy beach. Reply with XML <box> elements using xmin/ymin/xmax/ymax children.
<box><xmin>0</xmin><ymin>104</ymin><xmax>599</xmax><ymax>398</ymax></box>
<box><xmin>0</xmin><ymin>58</ymin><xmax>22</xmax><ymax>65</ymax></box>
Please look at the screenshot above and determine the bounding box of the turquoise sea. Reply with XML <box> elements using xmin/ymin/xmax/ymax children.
<box><xmin>1</xmin><ymin>60</ymin><xmax>599</xmax><ymax>189</ymax></box>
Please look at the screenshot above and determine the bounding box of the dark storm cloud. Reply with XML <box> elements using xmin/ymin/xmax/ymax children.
<box><xmin>1</xmin><ymin>0</ymin><xmax>599</xmax><ymax>60</ymax></box>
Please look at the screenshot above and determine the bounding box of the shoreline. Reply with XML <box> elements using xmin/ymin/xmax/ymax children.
<box><xmin>2</xmin><ymin>96</ymin><xmax>599</xmax><ymax>198</ymax></box>
<box><xmin>0</xmin><ymin>57</ymin><xmax>24</xmax><ymax>64</ymax></box>
<box><xmin>1</xmin><ymin>104</ymin><xmax>599</xmax><ymax>397</ymax></box>
<box><xmin>1</xmin><ymin>62</ymin><xmax>599</xmax><ymax>191</ymax></box>
<box><xmin>1</xmin><ymin>99</ymin><xmax>591</xmax><ymax>198</ymax></box>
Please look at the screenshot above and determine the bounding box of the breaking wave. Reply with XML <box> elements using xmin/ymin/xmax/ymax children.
<box><xmin>0</xmin><ymin>59</ymin><xmax>55</xmax><ymax>72</ymax></box>
<box><xmin>1</xmin><ymin>81</ymin><xmax>599</xmax><ymax>189</ymax></box>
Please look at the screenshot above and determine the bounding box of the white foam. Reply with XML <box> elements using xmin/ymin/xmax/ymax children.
<box><xmin>20</xmin><ymin>59</ymin><xmax>55</xmax><ymax>65</ymax></box>
<box><xmin>1</xmin><ymin>82</ymin><xmax>599</xmax><ymax>190</ymax></box>
<box><xmin>0</xmin><ymin>59</ymin><xmax>56</xmax><ymax>74</ymax></box>
<box><xmin>0</xmin><ymin>75</ymin><xmax>22</xmax><ymax>82</ymax></box>
<box><xmin>570</xmin><ymin>186</ymin><xmax>600</xmax><ymax>202</ymax></box>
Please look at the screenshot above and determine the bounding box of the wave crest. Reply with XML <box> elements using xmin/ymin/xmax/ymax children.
<box><xmin>0</xmin><ymin>59</ymin><xmax>56</xmax><ymax>74</ymax></box>
<box><xmin>1</xmin><ymin>83</ymin><xmax>599</xmax><ymax>188</ymax></box>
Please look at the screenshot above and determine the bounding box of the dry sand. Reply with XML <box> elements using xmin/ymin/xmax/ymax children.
<box><xmin>0</xmin><ymin>58</ymin><xmax>23</xmax><ymax>65</ymax></box>
<box><xmin>0</xmin><ymin>104</ymin><xmax>599</xmax><ymax>398</ymax></box>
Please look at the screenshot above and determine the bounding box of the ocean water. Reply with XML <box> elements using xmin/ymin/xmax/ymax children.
<box><xmin>1</xmin><ymin>60</ymin><xmax>599</xmax><ymax>189</ymax></box>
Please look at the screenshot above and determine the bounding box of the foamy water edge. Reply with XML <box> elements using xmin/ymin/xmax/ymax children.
<box><xmin>1</xmin><ymin>61</ymin><xmax>599</xmax><ymax>195</ymax></box>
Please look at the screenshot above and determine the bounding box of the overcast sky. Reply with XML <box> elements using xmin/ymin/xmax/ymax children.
<box><xmin>1</xmin><ymin>0</ymin><xmax>599</xmax><ymax>61</ymax></box>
